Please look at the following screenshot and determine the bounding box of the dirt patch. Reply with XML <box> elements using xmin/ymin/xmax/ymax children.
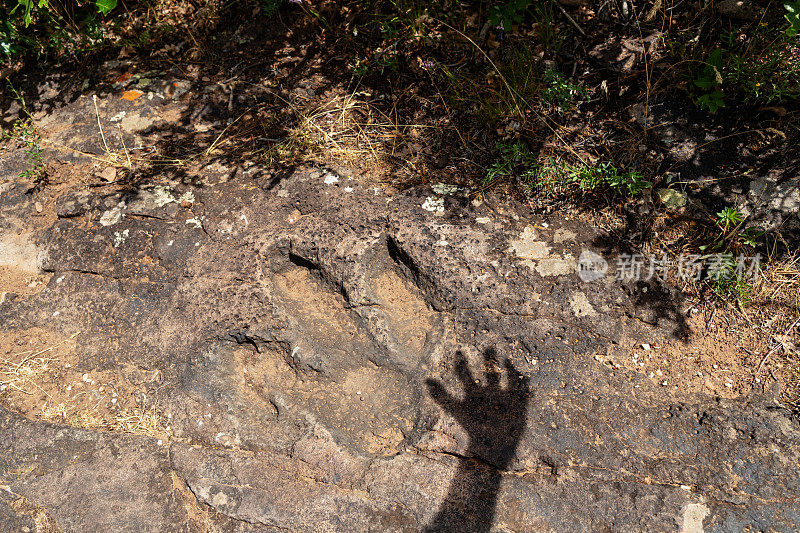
<box><xmin>272</xmin><ymin>264</ymin><xmax>363</xmax><ymax>351</ymax></box>
<box><xmin>232</xmin><ymin>346</ymin><xmax>414</xmax><ymax>456</ymax></box>
<box><xmin>0</xmin><ymin>266</ymin><xmax>50</xmax><ymax>300</ymax></box>
<box><xmin>599</xmin><ymin>298</ymin><xmax>799</xmax><ymax>403</ymax></box>
<box><xmin>4</xmin><ymin>493</ymin><xmax>60</xmax><ymax>533</ymax></box>
<box><xmin>370</xmin><ymin>268</ymin><xmax>434</xmax><ymax>354</ymax></box>
<box><xmin>0</xmin><ymin>328</ymin><xmax>166</xmax><ymax>437</ymax></box>
<box><xmin>0</xmin><ymin>230</ymin><xmax>50</xmax><ymax>301</ymax></box>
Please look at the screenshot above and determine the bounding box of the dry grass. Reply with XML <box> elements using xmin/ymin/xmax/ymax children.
<box><xmin>755</xmin><ymin>253</ymin><xmax>800</xmax><ymax>309</ymax></box>
<box><xmin>268</xmin><ymin>92</ymin><xmax>426</xmax><ymax>175</ymax></box>
<box><xmin>0</xmin><ymin>336</ymin><xmax>74</xmax><ymax>396</ymax></box>
<box><xmin>748</xmin><ymin>254</ymin><xmax>800</xmax><ymax>406</ymax></box>
<box><xmin>40</xmin><ymin>401</ymin><xmax>165</xmax><ymax>438</ymax></box>
<box><xmin>0</xmin><ymin>332</ymin><xmax>166</xmax><ymax>438</ymax></box>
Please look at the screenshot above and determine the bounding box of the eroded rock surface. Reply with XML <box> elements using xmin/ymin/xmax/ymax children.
<box><xmin>1</xmin><ymin>159</ymin><xmax>799</xmax><ymax>530</ymax></box>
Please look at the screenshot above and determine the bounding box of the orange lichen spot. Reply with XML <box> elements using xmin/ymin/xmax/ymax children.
<box><xmin>121</xmin><ymin>90</ymin><xmax>143</xmax><ymax>101</ymax></box>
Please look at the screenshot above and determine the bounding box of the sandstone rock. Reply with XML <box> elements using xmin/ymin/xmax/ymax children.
<box><xmin>1</xmin><ymin>164</ymin><xmax>799</xmax><ymax>530</ymax></box>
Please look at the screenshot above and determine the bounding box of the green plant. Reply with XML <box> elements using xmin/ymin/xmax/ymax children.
<box><xmin>542</xmin><ymin>69</ymin><xmax>587</xmax><ymax>111</ymax></box>
<box><xmin>699</xmin><ymin>206</ymin><xmax>764</xmax><ymax>253</ymax></box>
<box><xmin>716</xmin><ymin>206</ymin><xmax>743</xmax><ymax>230</ymax></box>
<box><xmin>350</xmin><ymin>60</ymin><xmax>369</xmax><ymax>76</ymax></box>
<box><xmin>531</xmin><ymin>1</ymin><xmax>561</xmax><ymax>51</ymax></box>
<box><xmin>708</xmin><ymin>253</ymin><xmax>754</xmax><ymax>302</ymax></box>
<box><xmin>693</xmin><ymin>49</ymin><xmax>726</xmax><ymax>112</ymax></box>
<box><xmin>19</xmin><ymin>140</ymin><xmax>46</xmax><ymax>182</ymax></box>
<box><xmin>785</xmin><ymin>1</ymin><xmax>800</xmax><ymax>37</ymax></box>
<box><xmin>484</xmin><ymin>143</ymin><xmax>650</xmax><ymax>196</ymax></box>
<box><xmin>4</xmin><ymin>121</ymin><xmax>46</xmax><ymax>182</ymax></box>
<box><xmin>1</xmin><ymin>0</ymin><xmax>116</xmax><ymax>60</ymax></box>
<box><xmin>484</xmin><ymin>140</ymin><xmax>537</xmax><ymax>186</ymax></box>
<box><xmin>686</xmin><ymin>9</ymin><xmax>800</xmax><ymax>109</ymax></box>
<box><xmin>488</xmin><ymin>0</ymin><xmax>531</xmax><ymax>30</ymax></box>
<box><xmin>529</xmin><ymin>159</ymin><xmax>650</xmax><ymax>195</ymax></box>
<box><xmin>260</xmin><ymin>0</ymin><xmax>283</xmax><ymax>17</ymax></box>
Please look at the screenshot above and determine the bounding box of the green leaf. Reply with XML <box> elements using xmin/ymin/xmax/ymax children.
<box><xmin>96</xmin><ymin>0</ymin><xmax>116</xmax><ymax>15</ymax></box>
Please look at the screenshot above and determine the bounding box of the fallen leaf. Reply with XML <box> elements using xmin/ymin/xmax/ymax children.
<box><xmin>122</xmin><ymin>90</ymin><xmax>143</xmax><ymax>101</ymax></box>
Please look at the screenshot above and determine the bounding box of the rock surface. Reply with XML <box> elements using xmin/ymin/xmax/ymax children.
<box><xmin>1</xmin><ymin>81</ymin><xmax>799</xmax><ymax>531</ymax></box>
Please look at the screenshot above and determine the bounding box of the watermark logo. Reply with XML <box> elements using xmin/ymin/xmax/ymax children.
<box><xmin>577</xmin><ymin>250</ymin><xmax>608</xmax><ymax>282</ymax></box>
<box><xmin>577</xmin><ymin>251</ymin><xmax>760</xmax><ymax>282</ymax></box>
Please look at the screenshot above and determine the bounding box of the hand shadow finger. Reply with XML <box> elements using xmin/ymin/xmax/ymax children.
<box><xmin>426</xmin><ymin>378</ymin><xmax>457</xmax><ymax>412</ymax></box>
<box><xmin>504</xmin><ymin>358</ymin><xmax>528</xmax><ymax>391</ymax></box>
<box><xmin>454</xmin><ymin>352</ymin><xmax>477</xmax><ymax>391</ymax></box>
<box><xmin>484</xmin><ymin>350</ymin><xmax>501</xmax><ymax>387</ymax></box>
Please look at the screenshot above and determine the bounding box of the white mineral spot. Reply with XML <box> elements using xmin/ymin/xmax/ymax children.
<box><xmin>535</xmin><ymin>257</ymin><xmax>574</xmax><ymax>277</ymax></box>
<box><xmin>52</xmin><ymin>311</ymin><xmax>59</xmax><ymax>317</ymax></box>
<box><xmin>509</xmin><ymin>226</ymin><xmax>548</xmax><ymax>259</ymax></box>
<box><xmin>553</xmin><ymin>228</ymin><xmax>576</xmax><ymax>243</ymax></box>
<box><xmin>421</xmin><ymin>196</ymin><xmax>445</xmax><ymax>213</ymax></box>
<box><xmin>568</xmin><ymin>292</ymin><xmax>597</xmax><ymax>317</ymax></box>
<box><xmin>178</xmin><ymin>191</ymin><xmax>195</xmax><ymax>204</ymax></box>
<box><xmin>167</xmin><ymin>240</ymin><xmax>173</xmax><ymax>246</ymax></box>
<box><xmin>211</xmin><ymin>492</ymin><xmax>229</xmax><ymax>506</ymax></box>
<box><xmin>642</xmin><ymin>343</ymin><xmax>651</xmax><ymax>350</ymax></box>
<box><xmin>141</xmin><ymin>185</ymin><xmax>177</xmax><ymax>208</ymax></box>
<box><xmin>186</xmin><ymin>217</ymin><xmax>203</xmax><ymax>229</ymax></box>
<box><xmin>323</xmin><ymin>173</ymin><xmax>339</xmax><ymax>185</ymax></box>
<box><xmin>344</xmin><ymin>186</ymin><xmax>354</xmax><ymax>192</ymax></box>
<box><xmin>431</xmin><ymin>183</ymin><xmax>460</xmax><ymax>195</ymax></box>
<box><xmin>277</xmin><ymin>189</ymin><xmax>289</xmax><ymax>198</ymax></box>
<box><xmin>113</xmin><ymin>229</ymin><xmax>130</xmax><ymax>248</ymax></box>
<box><xmin>436</xmin><ymin>240</ymin><xmax>449</xmax><ymax>246</ymax></box>
<box><xmin>56</xmin><ymin>276</ymin><xmax>64</xmax><ymax>283</ymax></box>
<box><xmin>475</xmin><ymin>216</ymin><xmax>491</xmax><ymax>224</ymax></box>
<box><xmin>680</xmin><ymin>503</ymin><xmax>709</xmax><ymax>533</ymax></box>
<box><xmin>109</xmin><ymin>110</ymin><xmax>127</xmax><ymax>123</ymax></box>
<box><xmin>99</xmin><ymin>205</ymin><xmax>124</xmax><ymax>226</ymax></box>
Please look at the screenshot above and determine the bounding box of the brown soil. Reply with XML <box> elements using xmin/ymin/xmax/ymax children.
<box><xmin>0</xmin><ymin>266</ymin><xmax>50</xmax><ymax>301</ymax></box>
<box><xmin>0</xmin><ymin>327</ymin><xmax>166</xmax><ymax>438</ymax></box>
<box><xmin>600</xmin><ymin>293</ymin><xmax>799</xmax><ymax>405</ymax></box>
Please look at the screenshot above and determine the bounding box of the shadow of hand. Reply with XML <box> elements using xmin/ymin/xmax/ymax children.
<box><xmin>426</xmin><ymin>349</ymin><xmax>530</xmax><ymax>470</ymax></box>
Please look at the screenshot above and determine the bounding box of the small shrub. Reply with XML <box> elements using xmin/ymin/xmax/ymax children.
<box><xmin>529</xmin><ymin>159</ymin><xmax>650</xmax><ymax>195</ymax></box>
<box><xmin>699</xmin><ymin>206</ymin><xmax>764</xmax><ymax>253</ymax></box>
<box><xmin>1</xmin><ymin>0</ymin><xmax>116</xmax><ymax>60</ymax></box>
<box><xmin>484</xmin><ymin>142</ymin><xmax>650</xmax><ymax>196</ymax></box>
<box><xmin>542</xmin><ymin>69</ymin><xmax>588</xmax><ymax>111</ymax></box>
<box><xmin>688</xmin><ymin>7</ymin><xmax>800</xmax><ymax>110</ymax></box>
<box><xmin>484</xmin><ymin>140</ymin><xmax>537</xmax><ymax>186</ymax></box>
<box><xmin>488</xmin><ymin>0</ymin><xmax>531</xmax><ymax>31</ymax></box>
